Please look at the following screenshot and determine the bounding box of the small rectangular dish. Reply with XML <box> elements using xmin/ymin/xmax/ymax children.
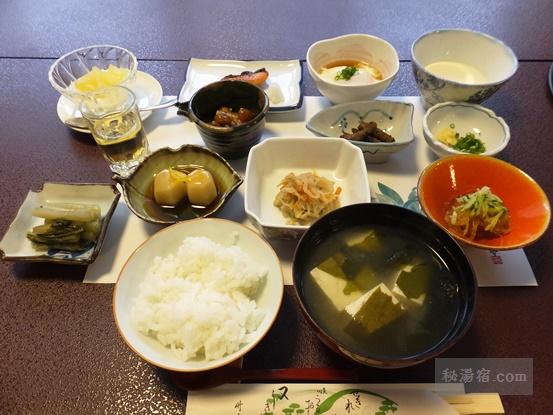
<box><xmin>0</xmin><ymin>183</ymin><xmax>120</xmax><ymax>265</ymax></box>
<box><xmin>178</xmin><ymin>58</ymin><xmax>303</xmax><ymax>112</ymax></box>
<box><xmin>244</xmin><ymin>137</ymin><xmax>370</xmax><ymax>239</ymax></box>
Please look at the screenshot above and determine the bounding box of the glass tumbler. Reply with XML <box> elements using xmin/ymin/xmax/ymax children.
<box><xmin>80</xmin><ymin>86</ymin><xmax>148</xmax><ymax>177</ymax></box>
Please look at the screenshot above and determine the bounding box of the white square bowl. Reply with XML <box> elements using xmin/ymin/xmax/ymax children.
<box><xmin>244</xmin><ymin>137</ymin><xmax>370</xmax><ymax>239</ymax></box>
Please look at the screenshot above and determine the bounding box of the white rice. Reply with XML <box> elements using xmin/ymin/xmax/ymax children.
<box><xmin>131</xmin><ymin>236</ymin><xmax>267</xmax><ymax>361</ymax></box>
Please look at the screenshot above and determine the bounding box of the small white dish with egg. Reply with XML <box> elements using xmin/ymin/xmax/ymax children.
<box><xmin>307</xmin><ymin>34</ymin><xmax>399</xmax><ymax>104</ymax></box>
<box><xmin>423</xmin><ymin>102</ymin><xmax>510</xmax><ymax>158</ymax></box>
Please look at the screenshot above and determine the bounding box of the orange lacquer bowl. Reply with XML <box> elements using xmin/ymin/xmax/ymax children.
<box><xmin>418</xmin><ymin>155</ymin><xmax>551</xmax><ymax>250</ymax></box>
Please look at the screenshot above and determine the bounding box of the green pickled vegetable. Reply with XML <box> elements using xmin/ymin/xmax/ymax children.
<box><xmin>27</xmin><ymin>203</ymin><xmax>102</xmax><ymax>251</ymax></box>
<box><xmin>446</xmin><ymin>186</ymin><xmax>510</xmax><ymax>240</ymax></box>
<box><xmin>452</xmin><ymin>132</ymin><xmax>486</xmax><ymax>154</ymax></box>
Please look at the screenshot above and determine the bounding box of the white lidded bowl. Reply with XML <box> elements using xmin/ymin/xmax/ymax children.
<box><xmin>244</xmin><ymin>137</ymin><xmax>370</xmax><ymax>239</ymax></box>
<box><xmin>307</xmin><ymin>34</ymin><xmax>399</xmax><ymax>104</ymax></box>
<box><xmin>306</xmin><ymin>99</ymin><xmax>414</xmax><ymax>163</ymax></box>
<box><xmin>113</xmin><ymin>218</ymin><xmax>284</xmax><ymax>372</ymax></box>
<box><xmin>411</xmin><ymin>29</ymin><xmax>518</xmax><ymax>108</ymax></box>
<box><xmin>423</xmin><ymin>102</ymin><xmax>510</xmax><ymax>158</ymax></box>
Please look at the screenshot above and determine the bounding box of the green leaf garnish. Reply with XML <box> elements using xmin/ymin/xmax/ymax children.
<box><xmin>335</xmin><ymin>66</ymin><xmax>358</xmax><ymax>81</ymax></box>
<box><xmin>453</xmin><ymin>132</ymin><xmax>486</xmax><ymax>154</ymax></box>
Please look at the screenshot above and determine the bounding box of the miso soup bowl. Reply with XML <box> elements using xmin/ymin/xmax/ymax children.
<box><xmin>412</xmin><ymin>29</ymin><xmax>518</xmax><ymax>108</ymax></box>
<box><xmin>177</xmin><ymin>80</ymin><xmax>269</xmax><ymax>160</ymax></box>
<box><xmin>292</xmin><ymin>203</ymin><xmax>477</xmax><ymax>369</ymax></box>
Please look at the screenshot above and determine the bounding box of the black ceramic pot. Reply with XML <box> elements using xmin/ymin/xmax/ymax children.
<box><xmin>177</xmin><ymin>80</ymin><xmax>269</xmax><ymax>160</ymax></box>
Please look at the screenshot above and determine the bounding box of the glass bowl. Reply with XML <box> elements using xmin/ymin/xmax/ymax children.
<box><xmin>48</xmin><ymin>45</ymin><xmax>137</xmax><ymax>103</ymax></box>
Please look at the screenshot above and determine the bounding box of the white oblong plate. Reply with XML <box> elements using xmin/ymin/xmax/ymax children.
<box><xmin>56</xmin><ymin>71</ymin><xmax>164</xmax><ymax>133</ymax></box>
<box><xmin>178</xmin><ymin>58</ymin><xmax>303</xmax><ymax>112</ymax></box>
<box><xmin>113</xmin><ymin>218</ymin><xmax>284</xmax><ymax>372</ymax></box>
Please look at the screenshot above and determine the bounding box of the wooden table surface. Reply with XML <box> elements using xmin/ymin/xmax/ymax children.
<box><xmin>1</xmin><ymin>1</ymin><xmax>552</xmax><ymax>413</ymax></box>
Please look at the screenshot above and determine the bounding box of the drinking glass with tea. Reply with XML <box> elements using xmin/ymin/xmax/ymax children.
<box><xmin>80</xmin><ymin>86</ymin><xmax>148</xmax><ymax>177</ymax></box>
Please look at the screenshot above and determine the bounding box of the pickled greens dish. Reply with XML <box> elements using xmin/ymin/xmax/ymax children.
<box><xmin>445</xmin><ymin>186</ymin><xmax>511</xmax><ymax>240</ymax></box>
<box><xmin>26</xmin><ymin>203</ymin><xmax>102</xmax><ymax>251</ymax></box>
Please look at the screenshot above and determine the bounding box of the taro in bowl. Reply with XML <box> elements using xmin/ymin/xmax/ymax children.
<box><xmin>293</xmin><ymin>203</ymin><xmax>476</xmax><ymax>368</ymax></box>
<box><xmin>114</xmin><ymin>145</ymin><xmax>243</xmax><ymax>225</ymax></box>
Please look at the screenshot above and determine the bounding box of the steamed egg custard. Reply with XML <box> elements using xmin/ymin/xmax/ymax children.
<box><xmin>302</xmin><ymin>225</ymin><xmax>460</xmax><ymax>359</ymax></box>
<box><xmin>425</xmin><ymin>61</ymin><xmax>487</xmax><ymax>84</ymax></box>
<box><xmin>319</xmin><ymin>60</ymin><xmax>383</xmax><ymax>85</ymax></box>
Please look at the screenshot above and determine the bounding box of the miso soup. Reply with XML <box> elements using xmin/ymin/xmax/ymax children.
<box><xmin>302</xmin><ymin>224</ymin><xmax>461</xmax><ymax>360</ymax></box>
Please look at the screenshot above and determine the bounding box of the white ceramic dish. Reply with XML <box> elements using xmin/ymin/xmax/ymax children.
<box><xmin>0</xmin><ymin>183</ymin><xmax>120</xmax><ymax>264</ymax></box>
<box><xmin>178</xmin><ymin>58</ymin><xmax>303</xmax><ymax>111</ymax></box>
<box><xmin>244</xmin><ymin>137</ymin><xmax>371</xmax><ymax>239</ymax></box>
<box><xmin>412</xmin><ymin>29</ymin><xmax>518</xmax><ymax>108</ymax></box>
<box><xmin>57</xmin><ymin>71</ymin><xmax>163</xmax><ymax>133</ymax></box>
<box><xmin>306</xmin><ymin>34</ymin><xmax>399</xmax><ymax>104</ymax></box>
<box><xmin>113</xmin><ymin>218</ymin><xmax>284</xmax><ymax>372</ymax></box>
<box><xmin>306</xmin><ymin>100</ymin><xmax>415</xmax><ymax>163</ymax></box>
<box><xmin>423</xmin><ymin>102</ymin><xmax>510</xmax><ymax>157</ymax></box>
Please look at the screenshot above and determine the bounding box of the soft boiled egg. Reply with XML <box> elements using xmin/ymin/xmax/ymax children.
<box><xmin>319</xmin><ymin>61</ymin><xmax>383</xmax><ymax>85</ymax></box>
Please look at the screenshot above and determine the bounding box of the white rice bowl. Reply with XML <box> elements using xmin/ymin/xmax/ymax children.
<box><xmin>113</xmin><ymin>219</ymin><xmax>284</xmax><ymax>372</ymax></box>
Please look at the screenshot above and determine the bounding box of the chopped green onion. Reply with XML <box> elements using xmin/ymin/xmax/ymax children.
<box><xmin>335</xmin><ymin>66</ymin><xmax>358</xmax><ymax>81</ymax></box>
<box><xmin>453</xmin><ymin>132</ymin><xmax>486</xmax><ymax>154</ymax></box>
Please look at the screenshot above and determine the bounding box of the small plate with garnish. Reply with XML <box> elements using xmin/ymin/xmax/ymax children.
<box><xmin>422</xmin><ymin>102</ymin><xmax>510</xmax><ymax>158</ymax></box>
<box><xmin>306</xmin><ymin>100</ymin><xmax>414</xmax><ymax>163</ymax></box>
<box><xmin>0</xmin><ymin>183</ymin><xmax>120</xmax><ymax>264</ymax></box>
<box><xmin>418</xmin><ymin>155</ymin><xmax>550</xmax><ymax>250</ymax></box>
<box><xmin>178</xmin><ymin>58</ymin><xmax>303</xmax><ymax>112</ymax></box>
